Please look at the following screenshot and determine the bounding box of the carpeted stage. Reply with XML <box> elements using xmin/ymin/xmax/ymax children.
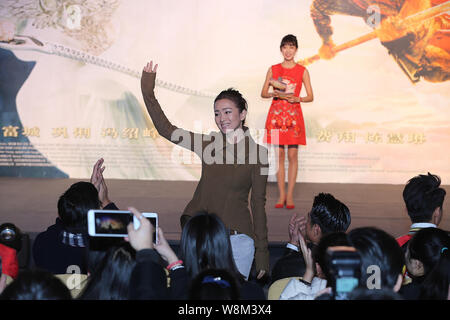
<box><xmin>1</xmin><ymin>177</ymin><xmax>449</xmax><ymax>242</ymax></box>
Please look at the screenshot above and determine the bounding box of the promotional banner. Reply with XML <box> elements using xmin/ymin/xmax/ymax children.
<box><xmin>0</xmin><ymin>0</ymin><xmax>449</xmax><ymax>183</ymax></box>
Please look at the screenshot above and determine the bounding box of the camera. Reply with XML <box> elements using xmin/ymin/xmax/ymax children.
<box><xmin>325</xmin><ymin>246</ymin><xmax>361</xmax><ymax>300</ymax></box>
<box><xmin>0</xmin><ymin>223</ymin><xmax>22</xmax><ymax>252</ymax></box>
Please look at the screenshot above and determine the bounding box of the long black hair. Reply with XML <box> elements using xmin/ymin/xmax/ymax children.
<box><xmin>180</xmin><ymin>212</ymin><xmax>243</xmax><ymax>281</ymax></box>
<box><xmin>78</xmin><ymin>243</ymin><xmax>136</xmax><ymax>300</ymax></box>
<box><xmin>408</xmin><ymin>228</ymin><xmax>450</xmax><ymax>299</ymax></box>
<box><xmin>0</xmin><ymin>269</ymin><xmax>71</xmax><ymax>300</ymax></box>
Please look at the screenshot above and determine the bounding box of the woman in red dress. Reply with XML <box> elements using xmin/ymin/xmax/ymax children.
<box><xmin>261</xmin><ymin>34</ymin><xmax>314</xmax><ymax>209</ymax></box>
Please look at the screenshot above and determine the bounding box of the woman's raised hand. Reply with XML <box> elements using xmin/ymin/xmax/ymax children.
<box><xmin>143</xmin><ymin>60</ymin><xmax>158</xmax><ymax>73</ymax></box>
<box><xmin>153</xmin><ymin>227</ymin><xmax>179</xmax><ymax>265</ymax></box>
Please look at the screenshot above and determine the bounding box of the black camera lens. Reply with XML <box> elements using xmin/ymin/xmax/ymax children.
<box><xmin>0</xmin><ymin>223</ymin><xmax>22</xmax><ymax>251</ymax></box>
<box><xmin>0</xmin><ymin>227</ymin><xmax>16</xmax><ymax>241</ymax></box>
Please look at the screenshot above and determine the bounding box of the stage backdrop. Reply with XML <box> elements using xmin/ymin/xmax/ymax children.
<box><xmin>0</xmin><ymin>0</ymin><xmax>449</xmax><ymax>183</ymax></box>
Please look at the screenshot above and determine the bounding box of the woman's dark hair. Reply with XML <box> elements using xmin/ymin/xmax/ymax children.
<box><xmin>78</xmin><ymin>243</ymin><xmax>136</xmax><ymax>300</ymax></box>
<box><xmin>402</xmin><ymin>173</ymin><xmax>446</xmax><ymax>223</ymax></box>
<box><xmin>348</xmin><ymin>227</ymin><xmax>404</xmax><ymax>290</ymax></box>
<box><xmin>0</xmin><ymin>269</ymin><xmax>71</xmax><ymax>300</ymax></box>
<box><xmin>309</xmin><ymin>193</ymin><xmax>351</xmax><ymax>235</ymax></box>
<box><xmin>86</xmin><ymin>237</ymin><xmax>126</xmax><ymax>275</ymax></box>
<box><xmin>408</xmin><ymin>228</ymin><xmax>450</xmax><ymax>299</ymax></box>
<box><xmin>214</xmin><ymin>88</ymin><xmax>248</xmax><ymax>126</ymax></box>
<box><xmin>280</xmin><ymin>34</ymin><xmax>298</xmax><ymax>49</ymax></box>
<box><xmin>188</xmin><ymin>268</ymin><xmax>240</xmax><ymax>300</ymax></box>
<box><xmin>314</xmin><ymin>232</ymin><xmax>350</xmax><ymax>286</ymax></box>
<box><xmin>180</xmin><ymin>212</ymin><xmax>243</xmax><ymax>281</ymax></box>
<box><xmin>57</xmin><ymin>182</ymin><xmax>101</xmax><ymax>233</ymax></box>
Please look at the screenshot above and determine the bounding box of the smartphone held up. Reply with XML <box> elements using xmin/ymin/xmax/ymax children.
<box><xmin>87</xmin><ymin>209</ymin><xmax>158</xmax><ymax>243</ymax></box>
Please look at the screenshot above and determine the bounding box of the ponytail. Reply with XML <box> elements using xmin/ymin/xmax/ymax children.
<box><xmin>419</xmin><ymin>243</ymin><xmax>450</xmax><ymax>300</ymax></box>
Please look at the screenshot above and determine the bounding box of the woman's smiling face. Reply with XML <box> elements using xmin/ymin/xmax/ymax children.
<box><xmin>281</xmin><ymin>43</ymin><xmax>297</xmax><ymax>61</ymax></box>
<box><xmin>214</xmin><ymin>98</ymin><xmax>246</xmax><ymax>134</ymax></box>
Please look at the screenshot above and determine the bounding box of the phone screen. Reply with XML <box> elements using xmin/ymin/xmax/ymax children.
<box><xmin>94</xmin><ymin>212</ymin><xmax>132</xmax><ymax>235</ymax></box>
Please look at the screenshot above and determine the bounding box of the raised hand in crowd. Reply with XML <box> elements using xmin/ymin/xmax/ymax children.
<box><xmin>154</xmin><ymin>228</ymin><xmax>180</xmax><ymax>266</ymax></box>
<box><xmin>90</xmin><ymin>158</ymin><xmax>111</xmax><ymax>208</ymax></box>
<box><xmin>125</xmin><ymin>206</ymin><xmax>179</xmax><ymax>266</ymax></box>
<box><xmin>298</xmin><ymin>231</ymin><xmax>314</xmax><ymax>283</ymax></box>
<box><xmin>288</xmin><ymin>213</ymin><xmax>306</xmax><ymax>247</ymax></box>
<box><xmin>126</xmin><ymin>207</ymin><xmax>154</xmax><ymax>251</ymax></box>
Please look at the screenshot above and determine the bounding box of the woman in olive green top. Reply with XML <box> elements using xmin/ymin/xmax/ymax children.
<box><xmin>141</xmin><ymin>61</ymin><xmax>269</xmax><ymax>279</ymax></box>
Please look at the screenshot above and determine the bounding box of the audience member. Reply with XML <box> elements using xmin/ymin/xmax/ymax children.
<box><xmin>0</xmin><ymin>257</ymin><xmax>6</xmax><ymax>295</ymax></box>
<box><xmin>0</xmin><ymin>243</ymin><xmax>18</xmax><ymax>279</ymax></box>
<box><xmin>78</xmin><ymin>243</ymin><xmax>136</xmax><ymax>300</ymax></box>
<box><xmin>127</xmin><ymin>208</ymin><xmax>265</xmax><ymax>300</ymax></box>
<box><xmin>32</xmin><ymin>159</ymin><xmax>118</xmax><ymax>274</ymax></box>
<box><xmin>2</xmin><ymin>164</ymin><xmax>448</xmax><ymax>302</ymax></box>
<box><xmin>188</xmin><ymin>268</ymin><xmax>240</xmax><ymax>300</ymax></box>
<box><xmin>397</xmin><ymin>173</ymin><xmax>446</xmax><ymax>249</ymax></box>
<box><xmin>401</xmin><ymin>228</ymin><xmax>450</xmax><ymax>300</ymax></box>
<box><xmin>279</xmin><ymin>232</ymin><xmax>349</xmax><ymax>300</ymax></box>
<box><xmin>127</xmin><ymin>207</ymin><xmax>187</xmax><ymax>300</ymax></box>
<box><xmin>347</xmin><ymin>227</ymin><xmax>404</xmax><ymax>293</ymax></box>
<box><xmin>271</xmin><ymin>193</ymin><xmax>351</xmax><ymax>283</ymax></box>
<box><xmin>178</xmin><ymin>212</ymin><xmax>265</xmax><ymax>299</ymax></box>
<box><xmin>0</xmin><ymin>269</ymin><xmax>71</xmax><ymax>300</ymax></box>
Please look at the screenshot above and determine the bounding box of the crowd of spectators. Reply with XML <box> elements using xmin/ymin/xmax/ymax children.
<box><xmin>0</xmin><ymin>160</ymin><xmax>448</xmax><ymax>301</ymax></box>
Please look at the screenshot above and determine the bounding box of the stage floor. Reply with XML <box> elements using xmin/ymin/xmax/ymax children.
<box><xmin>1</xmin><ymin>177</ymin><xmax>449</xmax><ymax>242</ymax></box>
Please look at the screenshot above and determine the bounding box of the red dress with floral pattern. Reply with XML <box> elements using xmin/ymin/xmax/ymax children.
<box><xmin>264</xmin><ymin>63</ymin><xmax>306</xmax><ymax>145</ymax></box>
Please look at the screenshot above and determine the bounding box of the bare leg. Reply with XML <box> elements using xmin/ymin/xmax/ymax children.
<box><xmin>286</xmin><ymin>146</ymin><xmax>298</xmax><ymax>206</ymax></box>
<box><xmin>276</xmin><ymin>145</ymin><xmax>286</xmax><ymax>206</ymax></box>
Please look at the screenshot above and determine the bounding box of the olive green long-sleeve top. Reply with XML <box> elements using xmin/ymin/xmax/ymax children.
<box><xmin>141</xmin><ymin>71</ymin><xmax>269</xmax><ymax>272</ymax></box>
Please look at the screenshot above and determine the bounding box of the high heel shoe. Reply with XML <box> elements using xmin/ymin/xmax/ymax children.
<box><xmin>286</xmin><ymin>204</ymin><xmax>295</xmax><ymax>210</ymax></box>
<box><xmin>275</xmin><ymin>201</ymin><xmax>285</xmax><ymax>209</ymax></box>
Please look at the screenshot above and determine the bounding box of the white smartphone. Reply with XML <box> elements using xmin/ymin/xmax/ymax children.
<box><xmin>87</xmin><ymin>210</ymin><xmax>158</xmax><ymax>242</ymax></box>
<box><xmin>136</xmin><ymin>212</ymin><xmax>158</xmax><ymax>243</ymax></box>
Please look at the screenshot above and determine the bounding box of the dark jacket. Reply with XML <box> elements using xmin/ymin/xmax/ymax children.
<box><xmin>399</xmin><ymin>276</ymin><xmax>426</xmax><ymax>300</ymax></box>
<box><xmin>129</xmin><ymin>249</ymin><xmax>266</xmax><ymax>300</ymax></box>
<box><xmin>271</xmin><ymin>247</ymin><xmax>306</xmax><ymax>284</ymax></box>
<box><xmin>141</xmin><ymin>71</ymin><xmax>270</xmax><ymax>272</ymax></box>
<box><xmin>32</xmin><ymin>202</ymin><xmax>118</xmax><ymax>274</ymax></box>
<box><xmin>129</xmin><ymin>249</ymin><xmax>188</xmax><ymax>300</ymax></box>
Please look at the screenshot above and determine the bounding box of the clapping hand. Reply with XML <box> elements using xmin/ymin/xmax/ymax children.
<box><xmin>298</xmin><ymin>231</ymin><xmax>315</xmax><ymax>283</ymax></box>
<box><xmin>90</xmin><ymin>158</ymin><xmax>111</xmax><ymax>208</ymax></box>
<box><xmin>288</xmin><ymin>213</ymin><xmax>307</xmax><ymax>247</ymax></box>
<box><xmin>90</xmin><ymin>158</ymin><xmax>105</xmax><ymax>191</ymax></box>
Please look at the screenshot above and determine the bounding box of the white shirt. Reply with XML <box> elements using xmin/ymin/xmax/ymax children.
<box><xmin>279</xmin><ymin>277</ymin><xmax>327</xmax><ymax>300</ymax></box>
<box><xmin>410</xmin><ymin>222</ymin><xmax>437</xmax><ymax>230</ymax></box>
